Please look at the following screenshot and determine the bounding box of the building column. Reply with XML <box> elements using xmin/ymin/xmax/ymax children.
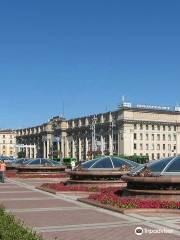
<box><xmin>34</xmin><ymin>144</ymin><xmax>37</xmax><ymax>158</ymax></box>
<box><xmin>85</xmin><ymin>137</ymin><xmax>88</xmax><ymax>159</ymax></box>
<box><xmin>101</xmin><ymin>135</ymin><xmax>104</xmax><ymax>155</ymax></box>
<box><xmin>176</xmin><ymin>126</ymin><xmax>180</xmax><ymax>155</ymax></box>
<box><xmin>47</xmin><ymin>139</ymin><xmax>50</xmax><ymax>159</ymax></box>
<box><xmin>109</xmin><ymin>134</ymin><xmax>113</xmax><ymax>155</ymax></box>
<box><xmin>78</xmin><ymin>138</ymin><xmax>82</xmax><ymax>160</ymax></box>
<box><xmin>57</xmin><ymin>141</ymin><xmax>60</xmax><ymax>158</ymax></box>
<box><xmin>65</xmin><ymin>139</ymin><xmax>69</xmax><ymax>157</ymax></box>
<box><xmin>29</xmin><ymin>147</ymin><xmax>32</xmax><ymax>159</ymax></box>
<box><xmin>72</xmin><ymin>139</ymin><xmax>75</xmax><ymax>158</ymax></box>
<box><xmin>61</xmin><ymin>137</ymin><xmax>64</xmax><ymax>158</ymax></box>
<box><xmin>43</xmin><ymin>141</ymin><xmax>46</xmax><ymax>158</ymax></box>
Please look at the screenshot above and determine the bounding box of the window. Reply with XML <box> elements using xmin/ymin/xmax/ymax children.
<box><xmin>174</xmin><ymin>126</ymin><xmax>176</xmax><ymax>131</ymax></box>
<box><xmin>3</xmin><ymin>140</ymin><xmax>5</xmax><ymax>144</ymax></box>
<box><xmin>163</xmin><ymin>134</ymin><xmax>165</xmax><ymax>141</ymax></box>
<box><xmin>134</xmin><ymin>143</ymin><xmax>137</xmax><ymax>150</ymax></box>
<box><xmin>168</xmin><ymin>126</ymin><xmax>171</xmax><ymax>131</ymax></box>
<box><xmin>152</xmin><ymin>134</ymin><xmax>154</xmax><ymax>141</ymax></box>
<box><xmin>163</xmin><ymin>153</ymin><xmax>165</xmax><ymax>158</ymax></box>
<box><xmin>140</xmin><ymin>124</ymin><xmax>143</xmax><ymax>130</ymax></box>
<box><xmin>168</xmin><ymin>144</ymin><xmax>171</xmax><ymax>151</ymax></box>
<box><xmin>163</xmin><ymin>144</ymin><xmax>165</xmax><ymax>150</ymax></box>
<box><xmin>152</xmin><ymin>125</ymin><xmax>154</xmax><ymax>130</ymax></box>
<box><xmin>168</xmin><ymin>134</ymin><xmax>171</xmax><ymax>141</ymax></box>
<box><xmin>146</xmin><ymin>144</ymin><xmax>149</xmax><ymax>150</ymax></box>
<box><xmin>140</xmin><ymin>133</ymin><xmax>143</xmax><ymax>140</ymax></box>
<box><xmin>157</xmin><ymin>134</ymin><xmax>160</xmax><ymax>141</ymax></box>
<box><xmin>10</xmin><ymin>140</ymin><xmax>12</xmax><ymax>144</ymax></box>
<box><xmin>152</xmin><ymin>153</ymin><xmax>155</xmax><ymax>160</ymax></box>
<box><xmin>157</xmin><ymin>144</ymin><xmax>160</xmax><ymax>150</ymax></box>
<box><xmin>163</xmin><ymin>126</ymin><xmax>166</xmax><ymax>131</ymax></box>
<box><xmin>10</xmin><ymin>135</ymin><xmax>12</xmax><ymax>139</ymax></box>
<box><xmin>146</xmin><ymin>134</ymin><xmax>149</xmax><ymax>140</ymax></box>
<box><xmin>146</xmin><ymin>125</ymin><xmax>149</xmax><ymax>130</ymax></box>
<box><xmin>134</xmin><ymin>133</ymin><xmax>137</xmax><ymax>140</ymax></box>
<box><xmin>173</xmin><ymin>134</ymin><xmax>176</xmax><ymax>141</ymax></box>
<box><xmin>157</xmin><ymin>153</ymin><xmax>160</xmax><ymax>159</ymax></box>
<box><xmin>140</xmin><ymin>144</ymin><xmax>143</xmax><ymax>150</ymax></box>
<box><xmin>157</xmin><ymin>125</ymin><xmax>160</xmax><ymax>131</ymax></box>
<box><xmin>3</xmin><ymin>135</ymin><xmax>5</xmax><ymax>139</ymax></box>
<box><xmin>134</xmin><ymin>124</ymin><xmax>137</xmax><ymax>129</ymax></box>
<box><xmin>152</xmin><ymin>144</ymin><xmax>154</xmax><ymax>150</ymax></box>
<box><xmin>3</xmin><ymin>145</ymin><xmax>5</xmax><ymax>149</ymax></box>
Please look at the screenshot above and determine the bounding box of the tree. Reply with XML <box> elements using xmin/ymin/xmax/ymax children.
<box><xmin>17</xmin><ymin>151</ymin><xmax>26</xmax><ymax>158</ymax></box>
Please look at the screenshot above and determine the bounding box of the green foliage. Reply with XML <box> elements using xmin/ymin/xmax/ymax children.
<box><xmin>17</xmin><ymin>151</ymin><xmax>26</xmax><ymax>159</ymax></box>
<box><xmin>117</xmin><ymin>154</ymin><xmax>149</xmax><ymax>164</ymax></box>
<box><xmin>0</xmin><ymin>205</ymin><xmax>43</xmax><ymax>240</ymax></box>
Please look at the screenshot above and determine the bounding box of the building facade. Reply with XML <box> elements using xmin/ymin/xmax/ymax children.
<box><xmin>16</xmin><ymin>103</ymin><xmax>180</xmax><ymax>160</ymax></box>
<box><xmin>0</xmin><ymin>129</ymin><xmax>16</xmax><ymax>157</ymax></box>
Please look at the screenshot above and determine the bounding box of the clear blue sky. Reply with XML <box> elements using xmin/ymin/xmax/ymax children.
<box><xmin>0</xmin><ymin>0</ymin><xmax>180</xmax><ymax>129</ymax></box>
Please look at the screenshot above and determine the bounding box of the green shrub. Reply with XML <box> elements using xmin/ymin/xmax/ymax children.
<box><xmin>0</xmin><ymin>205</ymin><xmax>43</xmax><ymax>240</ymax></box>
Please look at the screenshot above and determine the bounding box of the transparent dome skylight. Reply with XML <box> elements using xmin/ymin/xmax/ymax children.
<box><xmin>81</xmin><ymin>156</ymin><xmax>139</xmax><ymax>170</ymax></box>
<box><xmin>130</xmin><ymin>156</ymin><xmax>180</xmax><ymax>176</ymax></box>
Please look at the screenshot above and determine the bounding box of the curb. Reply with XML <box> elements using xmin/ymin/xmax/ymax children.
<box><xmin>78</xmin><ymin>198</ymin><xmax>180</xmax><ymax>214</ymax></box>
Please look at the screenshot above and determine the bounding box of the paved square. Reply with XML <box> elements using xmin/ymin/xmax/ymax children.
<box><xmin>0</xmin><ymin>178</ymin><xmax>179</xmax><ymax>240</ymax></box>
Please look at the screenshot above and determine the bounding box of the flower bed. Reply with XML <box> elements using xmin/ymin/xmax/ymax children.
<box><xmin>88</xmin><ymin>190</ymin><xmax>180</xmax><ymax>209</ymax></box>
<box><xmin>6</xmin><ymin>172</ymin><xmax>67</xmax><ymax>178</ymax></box>
<box><xmin>40</xmin><ymin>182</ymin><xmax>120</xmax><ymax>193</ymax></box>
<box><xmin>0</xmin><ymin>206</ymin><xmax>42</xmax><ymax>240</ymax></box>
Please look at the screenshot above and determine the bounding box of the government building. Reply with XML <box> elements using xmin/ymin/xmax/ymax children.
<box><xmin>15</xmin><ymin>102</ymin><xmax>180</xmax><ymax>161</ymax></box>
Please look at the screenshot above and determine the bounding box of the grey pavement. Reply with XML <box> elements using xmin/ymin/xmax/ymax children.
<box><xmin>0</xmin><ymin>178</ymin><xmax>179</xmax><ymax>240</ymax></box>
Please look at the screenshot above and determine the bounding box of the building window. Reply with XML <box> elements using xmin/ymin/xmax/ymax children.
<box><xmin>146</xmin><ymin>144</ymin><xmax>149</xmax><ymax>150</ymax></box>
<box><xmin>3</xmin><ymin>140</ymin><xmax>5</xmax><ymax>144</ymax></box>
<box><xmin>3</xmin><ymin>145</ymin><xmax>5</xmax><ymax>149</ymax></box>
<box><xmin>140</xmin><ymin>144</ymin><xmax>143</xmax><ymax>150</ymax></box>
<box><xmin>163</xmin><ymin>144</ymin><xmax>165</xmax><ymax>150</ymax></box>
<box><xmin>134</xmin><ymin>124</ymin><xmax>137</xmax><ymax>129</ymax></box>
<box><xmin>140</xmin><ymin>133</ymin><xmax>143</xmax><ymax>140</ymax></box>
<box><xmin>152</xmin><ymin>125</ymin><xmax>154</xmax><ymax>130</ymax></box>
<box><xmin>157</xmin><ymin>134</ymin><xmax>160</xmax><ymax>141</ymax></box>
<box><xmin>168</xmin><ymin>126</ymin><xmax>171</xmax><ymax>131</ymax></box>
<box><xmin>168</xmin><ymin>144</ymin><xmax>171</xmax><ymax>151</ymax></box>
<box><xmin>146</xmin><ymin>125</ymin><xmax>148</xmax><ymax>130</ymax></box>
<box><xmin>140</xmin><ymin>124</ymin><xmax>143</xmax><ymax>130</ymax></box>
<box><xmin>152</xmin><ymin>153</ymin><xmax>155</xmax><ymax>160</ymax></box>
<box><xmin>152</xmin><ymin>134</ymin><xmax>154</xmax><ymax>141</ymax></box>
<box><xmin>173</xmin><ymin>134</ymin><xmax>176</xmax><ymax>141</ymax></box>
<box><xmin>168</xmin><ymin>134</ymin><xmax>171</xmax><ymax>141</ymax></box>
<box><xmin>134</xmin><ymin>133</ymin><xmax>137</xmax><ymax>140</ymax></box>
<box><xmin>174</xmin><ymin>126</ymin><xmax>176</xmax><ymax>131</ymax></box>
<box><xmin>10</xmin><ymin>135</ymin><xmax>12</xmax><ymax>139</ymax></box>
<box><xmin>3</xmin><ymin>135</ymin><xmax>5</xmax><ymax>139</ymax></box>
<box><xmin>157</xmin><ymin>153</ymin><xmax>160</xmax><ymax>159</ymax></box>
<box><xmin>134</xmin><ymin>143</ymin><xmax>137</xmax><ymax>150</ymax></box>
<box><xmin>146</xmin><ymin>134</ymin><xmax>149</xmax><ymax>140</ymax></box>
<box><xmin>157</xmin><ymin>125</ymin><xmax>160</xmax><ymax>131</ymax></box>
<box><xmin>163</xmin><ymin>126</ymin><xmax>166</xmax><ymax>131</ymax></box>
<box><xmin>152</xmin><ymin>144</ymin><xmax>154</xmax><ymax>150</ymax></box>
<box><xmin>163</xmin><ymin>153</ymin><xmax>165</xmax><ymax>158</ymax></box>
<box><xmin>157</xmin><ymin>144</ymin><xmax>160</xmax><ymax>150</ymax></box>
<box><xmin>163</xmin><ymin>134</ymin><xmax>165</xmax><ymax>141</ymax></box>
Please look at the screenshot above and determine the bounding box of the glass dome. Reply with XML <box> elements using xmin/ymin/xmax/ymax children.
<box><xmin>130</xmin><ymin>156</ymin><xmax>180</xmax><ymax>176</ymax></box>
<box><xmin>80</xmin><ymin>156</ymin><xmax>139</xmax><ymax>170</ymax></box>
<box><xmin>24</xmin><ymin>158</ymin><xmax>61</xmax><ymax>166</ymax></box>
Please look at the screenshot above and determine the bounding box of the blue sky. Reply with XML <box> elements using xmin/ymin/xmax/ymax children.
<box><xmin>0</xmin><ymin>0</ymin><xmax>180</xmax><ymax>129</ymax></box>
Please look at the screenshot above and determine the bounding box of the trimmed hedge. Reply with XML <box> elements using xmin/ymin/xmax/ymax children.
<box><xmin>0</xmin><ymin>206</ymin><xmax>43</xmax><ymax>240</ymax></box>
